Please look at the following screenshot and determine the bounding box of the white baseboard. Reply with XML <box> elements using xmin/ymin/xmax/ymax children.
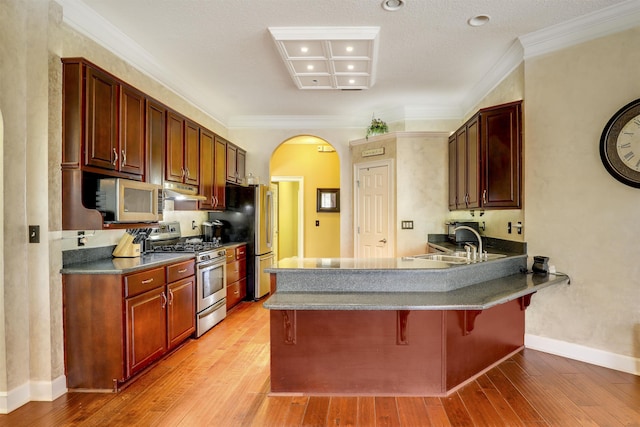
<box><xmin>525</xmin><ymin>334</ymin><xmax>639</xmax><ymax>376</ymax></box>
<box><xmin>0</xmin><ymin>375</ymin><xmax>67</xmax><ymax>414</ymax></box>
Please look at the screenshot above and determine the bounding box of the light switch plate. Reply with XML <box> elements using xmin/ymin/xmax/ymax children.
<box><xmin>29</xmin><ymin>225</ymin><xmax>40</xmax><ymax>243</ymax></box>
<box><xmin>401</xmin><ymin>220</ymin><xmax>414</xmax><ymax>229</ymax></box>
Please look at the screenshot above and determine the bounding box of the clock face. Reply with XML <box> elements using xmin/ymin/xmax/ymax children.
<box><xmin>616</xmin><ymin>115</ymin><xmax>640</xmax><ymax>172</ymax></box>
<box><xmin>600</xmin><ymin>98</ymin><xmax>640</xmax><ymax>188</ymax></box>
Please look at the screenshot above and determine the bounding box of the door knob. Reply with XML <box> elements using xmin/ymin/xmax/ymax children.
<box><xmin>379</xmin><ymin>238</ymin><xmax>387</xmax><ymax>243</ymax></box>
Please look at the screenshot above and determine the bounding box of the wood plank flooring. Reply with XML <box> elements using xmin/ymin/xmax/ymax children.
<box><xmin>1</xmin><ymin>301</ymin><xmax>638</xmax><ymax>426</ymax></box>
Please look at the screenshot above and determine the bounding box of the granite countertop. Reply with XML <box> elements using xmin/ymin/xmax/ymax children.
<box><xmin>263</xmin><ymin>272</ymin><xmax>570</xmax><ymax>311</ymax></box>
<box><xmin>60</xmin><ymin>252</ymin><xmax>196</xmax><ymax>275</ymax></box>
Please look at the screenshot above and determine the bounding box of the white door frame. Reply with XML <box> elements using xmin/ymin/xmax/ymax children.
<box><xmin>353</xmin><ymin>159</ymin><xmax>395</xmax><ymax>258</ymax></box>
<box><xmin>271</xmin><ymin>176</ymin><xmax>304</xmax><ymax>259</ymax></box>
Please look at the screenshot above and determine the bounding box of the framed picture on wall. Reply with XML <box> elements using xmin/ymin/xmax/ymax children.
<box><xmin>317</xmin><ymin>188</ymin><xmax>340</xmax><ymax>212</ymax></box>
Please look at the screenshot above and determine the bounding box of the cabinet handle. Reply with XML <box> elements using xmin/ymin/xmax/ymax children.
<box><xmin>185</xmin><ymin>168</ymin><xmax>190</xmax><ymax>178</ymax></box>
<box><xmin>121</xmin><ymin>150</ymin><xmax>126</xmax><ymax>166</ymax></box>
<box><xmin>141</xmin><ymin>278</ymin><xmax>154</xmax><ymax>284</ymax></box>
<box><xmin>212</xmin><ymin>196</ymin><xmax>216</xmax><ymax>207</ymax></box>
<box><xmin>482</xmin><ymin>189</ymin><xmax>487</xmax><ymax>204</ymax></box>
<box><xmin>234</xmin><ymin>290</ymin><xmax>239</xmax><ymax>295</ymax></box>
<box><xmin>177</xmin><ymin>269</ymin><xmax>187</xmax><ymax>274</ymax></box>
<box><xmin>181</xmin><ymin>167</ymin><xmax>185</xmax><ymax>178</ymax></box>
<box><xmin>161</xmin><ymin>292</ymin><xmax>167</xmax><ymax>309</ymax></box>
<box><xmin>112</xmin><ymin>148</ymin><xmax>118</xmax><ymax>166</ymax></box>
<box><xmin>168</xmin><ymin>289</ymin><xmax>174</xmax><ymax>306</ymax></box>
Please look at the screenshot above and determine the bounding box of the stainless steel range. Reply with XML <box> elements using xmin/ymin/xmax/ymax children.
<box><xmin>148</xmin><ymin>222</ymin><xmax>227</xmax><ymax>337</ymax></box>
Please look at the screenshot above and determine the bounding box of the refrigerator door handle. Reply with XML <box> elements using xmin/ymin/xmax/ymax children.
<box><xmin>266</xmin><ymin>190</ymin><xmax>273</xmax><ymax>249</ymax></box>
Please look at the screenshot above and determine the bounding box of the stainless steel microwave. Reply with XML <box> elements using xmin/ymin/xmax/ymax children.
<box><xmin>96</xmin><ymin>178</ymin><xmax>162</xmax><ymax>223</ymax></box>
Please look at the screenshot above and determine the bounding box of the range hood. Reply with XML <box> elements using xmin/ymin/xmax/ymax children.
<box><xmin>163</xmin><ymin>182</ymin><xmax>207</xmax><ymax>201</ymax></box>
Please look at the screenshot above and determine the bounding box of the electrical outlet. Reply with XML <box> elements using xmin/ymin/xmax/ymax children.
<box><xmin>77</xmin><ymin>230</ymin><xmax>85</xmax><ymax>246</ymax></box>
<box><xmin>507</xmin><ymin>222</ymin><xmax>512</xmax><ymax>234</ymax></box>
<box><xmin>192</xmin><ymin>220</ymin><xmax>197</xmax><ymax>230</ymax></box>
<box><xmin>315</xmin><ymin>220</ymin><xmax>320</xmax><ymax>227</ymax></box>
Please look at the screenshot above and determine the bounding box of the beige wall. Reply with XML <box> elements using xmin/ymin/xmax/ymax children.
<box><xmin>277</xmin><ymin>181</ymin><xmax>299</xmax><ymax>260</ymax></box>
<box><xmin>524</xmin><ymin>27</ymin><xmax>640</xmax><ymax>359</ymax></box>
<box><xmin>1</xmin><ymin>0</ymin><xmax>638</xmax><ymax>414</ymax></box>
<box><xmin>271</xmin><ymin>143</ymin><xmax>340</xmax><ymax>258</ymax></box>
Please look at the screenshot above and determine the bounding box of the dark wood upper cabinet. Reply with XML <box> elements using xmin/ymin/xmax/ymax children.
<box><xmin>166</xmin><ymin>113</ymin><xmax>199</xmax><ymax>186</ymax></box>
<box><xmin>226</xmin><ymin>142</ymin><xmax>246</xmax><ymax>184</ymax></box>
<box><xmin>61</xmin><ymin>57</ymin><xmax>245</xmax><ymax>229</ymax></box>
<box><xmin>146</xmin><ymin>100</ymin><xmax>166</xmax><ymax>187</ymax></box>
<box><xmin>480</xmin><ymin>101</ymin><xmax>522</xmax><ymax>208</ymax></box>
<box><xmin>448</xmin><ymin>101</ymin><xmax>522</xmax><ymax>211</ymax></box>
<box><xmin>165</xmin><ymin>111</ymin><xmax>185</xmax><ymax>184</ymax></box>
<box><xmin>199</xmin><ymin>129</ymin><xmax>215</xmax><ymax>210</ymax></box>
<box><xmin>85</xmin><ymin>66</ymin><xmax>118</xmax><ymax>171</ymax></box>
<box><xmin>119</xmin><ymin>86</ymin><xmax>145</xmax><ymax>176</ymax></box>
<box><xmin>184</xmin><ymin>120</ymin><xmax>200</xmax><ymax>186</ymax></box>
<box><xmin>214</xmin><ymin>136</ymin><xmax>227</xmax><ymax>209</ymax></box>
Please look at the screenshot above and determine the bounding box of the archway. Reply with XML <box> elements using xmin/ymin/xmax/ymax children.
<box><xmin>270</xmin><ymin>135</ymin><xmax>340</xmax><ymax>259</ymax></box>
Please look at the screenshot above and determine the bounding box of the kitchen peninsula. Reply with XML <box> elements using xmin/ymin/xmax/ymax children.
<box><xmin>264</xmin><ymin>254</ymin><xmax>569</xmax><ymax>396</ymax></box>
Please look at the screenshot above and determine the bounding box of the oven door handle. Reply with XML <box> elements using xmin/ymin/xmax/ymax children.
<box><xmin>197</xmin><ymin>259</ymin><xmax>226</xmax><ymax>272</ymax></box>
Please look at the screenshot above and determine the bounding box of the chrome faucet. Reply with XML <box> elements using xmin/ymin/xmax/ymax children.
<box><xmin>454</xmin><ymin>226</ymin><xmax>483</xmax><ymax>260</ymax></box>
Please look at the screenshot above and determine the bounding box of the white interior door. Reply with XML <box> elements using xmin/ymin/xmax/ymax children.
<box><xmin>355</xmin><ymin>161</ymin><xmax>394</xmax><ymax>258</ymax></box>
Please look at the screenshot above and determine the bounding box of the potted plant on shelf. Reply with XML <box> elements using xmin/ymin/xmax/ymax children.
<box><xmin>366</xmin><ymin>115</ymin><xmax>388</xmax><ymax>139</ymax></box>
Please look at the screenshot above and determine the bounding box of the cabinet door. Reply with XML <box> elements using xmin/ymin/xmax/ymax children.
<box><xmin>146</xmin><ymin>100</ymin><xmax>166</xmax><ymax>186</ymax></box>
<box><xmin>125</xmin><ymin>287</ymin><xmax>167</xmax><ymax>377</ymax></box>
<box><xmin>448</xmin><ymin>135</ymin><xmax>457</xmax><ymax>210</ymax></box>
<box><xmin>455</xmin><ymin>126</ymin><xmax>467</xmax><ymax>209</ymax></box>
<box><xmin>184</xmin><ymin>120</ymin><xmax>200</xmax><ymax>186</ymax></box>
<box><xmin>214</xmin><ymin>136</ymin><xmax>227</xmax><ymax>209</ymax></box>
<box><xmin>481</xmin><ymin>102</ymin><xmax>522</xmax><ymax>208</ymax></box>
<box><xmin>465</xmin><ymin>115</ymin><xmax>480</xmax><ymax>209</ymax></box>
<box><xmin>167</xmin><ymin>277</ymin><xmax>196</xmax><ymax>349</ymax></box>
<box><xmin>199</xmin><ymin>129</ymin><xmax>215</xmax><ymax>210</ymax></box>
<box><xmin>166</xmin><ymin>111</ymin><xmax>185</xmax><ymax>183</ymax></box>
<box><xmin>226</xmin><ymin>143</ymin><xmax>238</xmax><ymax>182</ymax></box>
<box><xmin>119</xmin><ymin>86</ymin><xmax>145</xmax><ymax>176</ymax></box>
<box><xmin>236</xmin><ymin>148</ymin><xmax>246</xmax><ymax>184</ymax></box>
<box><xmin>85</xmin><ymin>66</ymin><xmax>118</xmax><ymax>170</ymax></box>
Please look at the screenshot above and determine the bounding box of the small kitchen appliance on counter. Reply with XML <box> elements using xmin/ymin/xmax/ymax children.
<box><xmin>112</xmin><ymin>228</ymin><xmax>152</xmax><ymax>258</ymax></box>
<box><xmin>446</xmin><ymin>221</ymin><xmax>480</xmax><ymax>244</ymax></box>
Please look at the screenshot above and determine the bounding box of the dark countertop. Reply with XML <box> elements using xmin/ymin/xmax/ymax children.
<box><xmin>263</xmin><ymin>272</ymin><xmax>569</xmax><ymax>311</ymax></box>
<box><xmin>61</xmin><ymin>241</ymin><xmax>249</xmax><ymax>275</ymax></box>
<box><xmin>60</xmin><ymin>252</ymin><xmax>196</xmax><ymax>275</ymax></box>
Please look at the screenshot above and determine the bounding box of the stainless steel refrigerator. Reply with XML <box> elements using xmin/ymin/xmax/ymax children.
<box><xmin>209</xmin><ymin>184</ymin><xmax>274</xmax><ymax>300</ymax></box>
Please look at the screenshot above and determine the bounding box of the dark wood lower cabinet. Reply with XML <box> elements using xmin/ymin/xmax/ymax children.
<box><xmin>125</xmin><ymin>287</ymin><xmax>167</xmax><ymax>378</ymax></box>
<box><xmin>63</xmin><ymin>260</ymin><xmax>195</xmax><ymax>391</ymax></box>
<box><xmin>269</xmin><ymin>299</ymin><xmax>525</xmax><ymax>396</ymax></box>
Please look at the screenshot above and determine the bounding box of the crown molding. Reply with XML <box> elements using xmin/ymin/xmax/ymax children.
<box><xmin>519</xmin><ymin>0</ymin><xmax>640</xmax><ymax>60</ymax></box>
<box><xmin>54</xmin><ymin>0</ymin><xmax>226</xmax><ymax>126</ymax></box>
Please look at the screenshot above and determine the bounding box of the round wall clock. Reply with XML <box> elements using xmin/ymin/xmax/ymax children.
<box><xmin>600</xmin><ymin>98</ymin><xmax>640</xmax><ymax>188</ymax></box>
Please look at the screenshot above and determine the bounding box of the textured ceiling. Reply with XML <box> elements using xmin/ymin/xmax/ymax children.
<box><xmin>61</xmin><ymin>0</ymin><xmax>634</xmax><ymax>127</ymax></box>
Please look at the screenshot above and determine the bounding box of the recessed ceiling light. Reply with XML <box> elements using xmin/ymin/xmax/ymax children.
<box><xmin>467</xmin><ymin>14</ymin><xmax>490</xmax><ymax>27</ymax></box>
<box><xmin>346</xmin><ymin>46</ymin><xmax>354</xmax><ymax>52</ymax></box>
<box><xmin>307</xmin><ymin>65</ymin><xmax>314</xmax><ymax>70</ymax></box>
<box><xmin>349</xmin><ymin>79</ymin><xmax>356</xmax><ymax>84</ymax></box>
<box><xmin>382</xmin><ymin>0</ymin><xmax>404</xmax><ymax>12</ymax></box>
<box><xmin>301</xmin><ymin>46</ymin><xmax>309</xmax><ymax>53</ymax></box>
<box><xmin>347</xmin><ymin>64</ymin><xmax>354</xmax><ymax>70</ymax></box>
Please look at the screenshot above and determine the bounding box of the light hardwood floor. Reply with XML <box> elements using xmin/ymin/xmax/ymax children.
<box><xmin>1</xmin><ymin>301</ymin><xmax>638</xmax><ymax>426</ymax></box>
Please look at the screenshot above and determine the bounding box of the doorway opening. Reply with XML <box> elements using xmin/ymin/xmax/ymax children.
<box><xmin>270</xmin><ymin>135</ymin><xmax>340</xmax><ymax>259</ymax></box>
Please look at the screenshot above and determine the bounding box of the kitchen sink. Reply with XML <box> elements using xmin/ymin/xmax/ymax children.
<box><xmin>406</xmin><ymin>254</ymin><xmax>470</xmax><ymax>264</ymax></box>
<box><xmin>405</xmin><ymin>251</ymin><xmax>507</xmax><ymax>264</ymax></box>
<box><xmin>450</xmin><ymin>251</ymin><xmax>507</xmax><ymax>261</ymax></box>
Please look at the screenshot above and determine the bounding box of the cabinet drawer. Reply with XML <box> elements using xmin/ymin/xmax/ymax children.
<box><xmin>124</xmin><ymin>267</ymin><xmax>165</xmax><ymax>298</ymax></box>
<box><xmin>226</xmin><ymin>277</ymin><xmax>246</xmax><ymax>310</ymax></box>
<box><xmin>225</xmin><ymin>249</ymin><xmax>235</xmax><ymax>263</ymax></box>
<box><xmin>226</xmin><ymin>258</ymin><xmax>246</xmax><ymax>284</ymax></box>
<box><xmin>167</xmin><ymin>260</ymin><xmax>195</xmax><ymax>283</ymax></box>
<box><xmin>235</xmin><ymin>245</ymin><xmax>246</xmax><ymax>260</ymax></box>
